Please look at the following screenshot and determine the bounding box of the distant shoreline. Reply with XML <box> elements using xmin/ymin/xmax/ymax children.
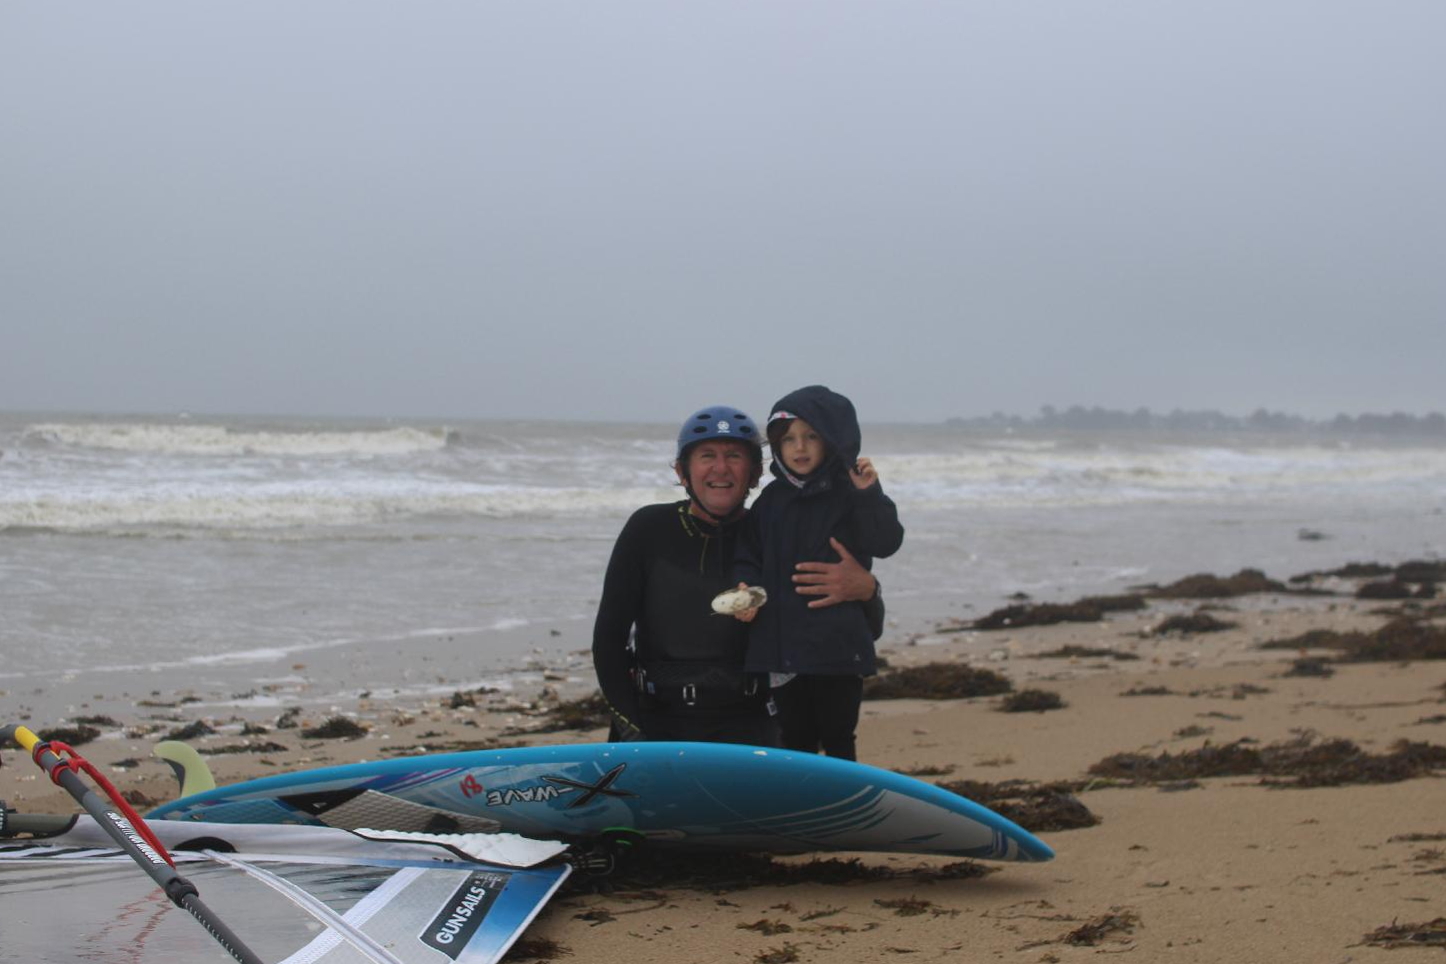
<box><xmin>945</xmin><ymin>404</ymin><xmax>1446</xmax><ymax>439</ymax></box>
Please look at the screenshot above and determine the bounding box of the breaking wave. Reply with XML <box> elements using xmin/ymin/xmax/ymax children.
<box><xmin>23</xmin><ymin>421</ymin><xmax>453</xmax><ymax>457</ymax></box>
<box><xmin>0</xmin><ymin>484</ymin><xmax>678</xmax><ymax>533</ymax></box>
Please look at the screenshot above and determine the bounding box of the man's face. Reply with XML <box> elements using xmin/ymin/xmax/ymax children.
<box><xmin>679</xmin><ymin>439</ymin><xmax>756</xmax><ymax>518</ymax></box>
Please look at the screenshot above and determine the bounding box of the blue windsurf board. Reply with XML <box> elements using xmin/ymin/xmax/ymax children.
<box><xmin>149</xmin><ymin>742</ymin><xmax>1053</xmax><ymax>862</ymax></box>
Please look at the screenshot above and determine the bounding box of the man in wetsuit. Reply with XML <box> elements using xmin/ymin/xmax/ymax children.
<box><xmin>592</xmin><ymin>405</ymin><xmax>883</xmax><ymax>745</ymax></box>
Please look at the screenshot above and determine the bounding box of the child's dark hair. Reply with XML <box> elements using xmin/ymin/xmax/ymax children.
<box><xmin>766</xmin><ymin>419</ymin><xmax>791</xmax><ymax>452</ymax></box>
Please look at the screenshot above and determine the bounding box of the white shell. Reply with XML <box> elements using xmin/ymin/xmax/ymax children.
<box><xmin>711</xmin><ymin>586</ymin><xmax>768</xmax><ymax>614</ymax></box>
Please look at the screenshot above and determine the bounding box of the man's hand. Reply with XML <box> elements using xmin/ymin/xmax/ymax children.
<box><xmin>792</xmin><ymin>537</ymin><xmax>878</xmax><ymax>609</ymax></box>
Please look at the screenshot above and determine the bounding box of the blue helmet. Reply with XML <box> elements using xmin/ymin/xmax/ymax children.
<box><xmin>675</xmin><ymin>406</ymin><xmax>763</xmax><ymax>463</ymax></box>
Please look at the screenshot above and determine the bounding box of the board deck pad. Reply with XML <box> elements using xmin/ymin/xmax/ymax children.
<box><xmin>151</xmin><ymin>742</ymin><xmax>1054</xmax><ymax>862</ymax></box>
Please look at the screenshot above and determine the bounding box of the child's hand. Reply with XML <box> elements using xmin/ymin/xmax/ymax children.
<box><xmin>714</xmin><ymin>582</ymin><xmax>766</xmax><ymax>620</ymax></box>
<box><xmin>849</xmin><ymin>457</ymin><xmax>878</xmax><ymax>490</ymax></box>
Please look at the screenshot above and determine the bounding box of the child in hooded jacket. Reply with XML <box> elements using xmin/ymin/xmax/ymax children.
<box><xmin>732</xmin><ymin>385</ymin><xmax>904</xmax><ymax>760</ymax></box>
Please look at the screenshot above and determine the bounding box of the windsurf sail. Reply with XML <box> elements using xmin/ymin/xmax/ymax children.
<box><xmin>0</xmin><ymin>817</ymin><xmax>572</xmax><ymax>964</ymax></box>
<box><xmin>2</xmin><ymin>722</ymin><xmax>266</xmax><ymax>964</ymax></box>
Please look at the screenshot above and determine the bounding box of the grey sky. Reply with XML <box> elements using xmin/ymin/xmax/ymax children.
<box><xmin>3</xmin><ymin>2</ymin><xmax>1442</xmax><ymax>423</ymax></box>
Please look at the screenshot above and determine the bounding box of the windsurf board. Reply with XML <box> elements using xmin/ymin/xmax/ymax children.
<box><xmin>149</xmin><ymin>742</ymin><xmax>1054</xmax><ymax>862</ymax></box>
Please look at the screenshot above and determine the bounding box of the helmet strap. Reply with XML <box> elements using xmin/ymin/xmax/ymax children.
<box><xmin>688</xmin><ymin>490</ymin><xmax>744</xmax><ymax>525</ymax></box>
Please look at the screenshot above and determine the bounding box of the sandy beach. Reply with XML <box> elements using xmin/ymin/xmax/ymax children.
<box><xmin>4</xmin><ymin>567</ymin><xmax>1443</xmax><ymax>963</ymax></box>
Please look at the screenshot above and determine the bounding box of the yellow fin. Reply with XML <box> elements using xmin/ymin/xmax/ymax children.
<box><xmin>153</xmin><ymin>741</ymin><xmax>217</xmax><ymax>797</ymax></box>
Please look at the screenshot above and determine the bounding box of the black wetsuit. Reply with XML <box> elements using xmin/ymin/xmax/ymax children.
<box><xmin>592</xmin><ymin>501</ymin><xmax>778</xmax><ymax>745</ymax></box>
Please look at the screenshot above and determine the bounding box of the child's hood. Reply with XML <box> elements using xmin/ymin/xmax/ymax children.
<box><xmin>768</xmin><ymin>385</ymin><xmax>862</xmax><ymax>469</ymax></box>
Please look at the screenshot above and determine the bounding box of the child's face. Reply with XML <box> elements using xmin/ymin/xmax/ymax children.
<box><xmin>775</xmin><ymin>418</ymin><xmax>827</xmax><ymax>475</ymax></box>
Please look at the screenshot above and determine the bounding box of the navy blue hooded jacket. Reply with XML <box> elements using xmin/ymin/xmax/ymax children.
<box><xmin>734</xmin><ymin>385</ymin><xmax>904</xmax><ymax>675</ymax></box>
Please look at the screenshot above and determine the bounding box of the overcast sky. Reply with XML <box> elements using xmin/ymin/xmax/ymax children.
<box><xmin>2</xmin><ymin>2</ymin><xmax>1442</xmax><ymax>423</ymax></box>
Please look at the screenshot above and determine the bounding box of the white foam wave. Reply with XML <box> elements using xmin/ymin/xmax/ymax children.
<box><xmin>0</xmin><ymin>484</ymin><xmax>680</xmax><ymax>532</ymax></box>
<box><xmin>6</xmin><ymin>420</ymin><xmax>1445</xmax><ymax>533</ymax></box>
<box><xmin>24</xmin><ymin>421</ymin><xmax>451</xmax><ymax>457</ymax></box>
<box><xmin>875</xmin><ymin>444</ymin><xmax>1446</xmax><ymax>506</ymax></box>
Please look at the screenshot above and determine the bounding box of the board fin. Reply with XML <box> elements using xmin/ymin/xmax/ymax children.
<box><xmin>153</xmin><ymin>740</ymin><xmax>217</xmax><ymax>797</ymax></box>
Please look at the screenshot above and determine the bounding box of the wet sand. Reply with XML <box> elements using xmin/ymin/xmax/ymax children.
<box><xmin>3</xmin><ymin>583</ymin><xmax>1444</xmax><ymax>963</ymax></box>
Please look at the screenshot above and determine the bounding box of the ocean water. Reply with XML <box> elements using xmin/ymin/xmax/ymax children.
<box><xmin>2</xmin><ymin>412</ymin><xmax>1443</xmax><ymax>716</ymax></box>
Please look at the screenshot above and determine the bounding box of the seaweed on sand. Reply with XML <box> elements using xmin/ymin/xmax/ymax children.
<box><xmin>1290</xmin><ymin>558</ymin><xmax>1446</xmax><ymax>587</ymax></box>
<box><xmin>1259</xmin><ymin>617</ymin><xmax>1446</xmax><ymax>662</ymax></box>
<box><xmin>200</xmin><ymin>740</ymin><xmax>291</xmax><ymax>755</ymax></box>
<box><xmin>164</xmin><ymin>720</ymin><xmax>217</xmax><ymax>741</ymax></box>
<box><xmin>1291</xmin><ymin>561</ymin><xmax>1393</xmax><ymax>581</ymax></box>
<box><xmin>1034</xmin><ymin>645</ymin><xmax>1140</xmax><ymax>661</ymax></box>
<box><xmin>899</xmin><ymin>763</ymin><xmax>956</xmax><ymax>777</ymax></box>
<box><xmin>999</xmin><ymin>689</ymin><xmax>1066</xmax><ymax>713</ymax></box>
<box><xmin>1120</xmin><ymin>685</ymin><xmax>1177</xmax><ymax>696</ymax></box>
<box><xmin>971</xmin><ymin>594</ymin><xmax>1146</xmax><ymax>630</ymax></box>
<box><xmin>1360</xmin><ymin>918</ymin><xmax>1446</xmax><ymax>949</ymax></box>
<box><xmin>1395</xmin><ymin>560</ymin><xmax>1446</xmax><ymax>583</ymax></box>
<box><xmin>1339</xmin><ymin>618</ymin><xmax>1446</xmax><ymax>662</ymax></box>
<box><xmin>496</xmin><ymin>691</ymin><xmax>614</xmax><ymax>737</ymax></box>
<box><xmin>122</xmin><ymin>788</ymin><xmax>162</xmax><ymax>808</ymax></box>
<box><xmin>1088</xmin><ymin>734</ymin><xmax>1446</xmax><ymax>788</ymax></box>
<box><xmin>501</xmin><ymin>936</ymin><xmax>571</xmax><ymax>961</ymax></box>
<box><xmin>299</xmin><ymin>716</ymin><xmax>368</xmax><ymax>740</ymax></box>
<box><xmin>447</xmin><ymin>690</ymin><xmax>478</xmax><ymax>708</ymax></box>
<box><xmin>1283</xmin><ymin>657</ymin><xmax>1335</xmax><ymax>678</ymax></box>
<box><xmin>862</xmin><ymin>663</ymin><xmax>1012</xmax><ymax>701</ymax></box>
<box><xmin>1356</xmin><ymin>578</ymin><xmax>1418</xmax><ymax>599</ymax></box>
<box><xmin>938</xmin><ymin>778</ymin><xmax>1099</xmax><ymax>833</ymax></box>
<box><xmin>1145</xmin><ymin>568</ymin><xmax>1286</xmax><ymax>599</ymax></box>
<box><xmin>1089</xmin><ymin>740</ymin><xmax>1266</xmax><ymax>782</ymax></box>
<box><xmin>1062</xmin><ymin>908</ymin><xmax>1141</xmax><ymax>946</ymax></box>
<box><xmin>571</xmin><ymin>849</ymin><xmax>993</xmax><ymax>896</ymax></box>
<box><xmin>529</xmin><ymin>692</ymin><xmax>613</xmax><ymax>734</ymax></box>
<box><xmin>1150</xmin><ymin>612</ymin><xmax>1237</xmax><ymax>635</ymax></box>
<box><xmin>875</xmin><ymin>896</ymin><xmax>956</xmax><ymax>918</ymax></box>
<box><xmin>38</xmin><ymin>724</ymin><xmax>102</xmax><ymax>747</ymax></box>
<box><xmin>738</xmin><ymin>919</ymin><xmax>793</xmax><ymax>935</ymax></box>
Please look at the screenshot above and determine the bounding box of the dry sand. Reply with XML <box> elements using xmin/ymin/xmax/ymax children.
<box><xmin>3</xmin><ymin>589</ymin><xmax>1443</xmax><ymax>963</ymax></box>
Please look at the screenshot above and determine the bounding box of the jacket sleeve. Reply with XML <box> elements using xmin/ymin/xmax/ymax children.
<box><xmin>849</xmin><ymin>482</ymin><xmax>905</xmax><ymax>559</ymax></box>
<box><xmin>863</xmin><ymin>579</ymin><xmax>886</xmax><ymax>641</ymax></box>
<box><xmin>731</xmin><ymin>495</ymin><xmax>765</xmax><ymax>587</ymax></box>
<box><xmin>592</xmin><ymin>512</ymin><xmax>648</xmax><ymax>735</ymax></box>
